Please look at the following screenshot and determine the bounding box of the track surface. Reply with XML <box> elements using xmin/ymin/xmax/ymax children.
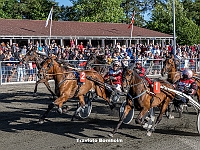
<box><xmin>0</xmin><ymin>83</ymin><xmax>200</xmax><ymax>150</ymax></box>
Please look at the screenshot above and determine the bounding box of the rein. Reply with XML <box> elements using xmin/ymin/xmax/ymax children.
<box><xmin>127</xmin><ymin>90</ymin><xmax>147</xmax><ymax>100</ymax></box>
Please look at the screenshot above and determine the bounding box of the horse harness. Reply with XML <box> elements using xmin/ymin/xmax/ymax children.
<box><xmin>40</xmin><ymin>58</ymin><xmax>84</xmax><ymax>97</ymax></box>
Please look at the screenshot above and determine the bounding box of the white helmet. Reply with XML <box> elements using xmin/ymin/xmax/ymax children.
<box><xmin>182</xmin><ymin>69</ymin><xmax>193</xmax><ymax>79</ymax></box>
<box><xmin>113</xmin><ymin>61</ymin><xmax>120</xmax><ymax>67</ymax></box>
<box><xmin>136</xmin><ymin>61</ymin><xmax>142</xmax><ymax>64</ymax></box>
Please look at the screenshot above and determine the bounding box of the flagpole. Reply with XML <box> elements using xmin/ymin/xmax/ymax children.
<box><xmin>130</xmin><ymin>23</ymin><xmax>133</xmax><ymax>46</ymax></box>
<box><xmin>49</xmin><ymin>14</ymin><xmax>52</xmax><ymax>45</ymax></box>
<box><xmin>49</xmin><ymin>7</ymin><xmax>53</xmax><ymax>45</ymax></box>
<box><xmin>128</xmin><ymin>11</ymin><xmax>135</xmax><ymax>47</ymax></box>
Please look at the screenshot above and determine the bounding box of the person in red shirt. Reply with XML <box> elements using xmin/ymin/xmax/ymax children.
<box><xmin>135</xmin><ymin>61</ymin><xmax>153</xmax><ymax>92</ymax></box>
<box><xmin>173</xmin><ymin>69</ymin><xmax>197</xmax><ymax>104</ymax></box>
<box><xmin>78</xmin><ymin>42</ymin><xmax>84</xmax><ymax>54</ymax></box>
<box><xmin>104</xmin><ymin>61</ymin><xmax>122</xmax><ymax>104</ymax></box>
<box><xmin>104</xmin><ymin>61</ymin><xmax>122</xmax><ymax>91</ymax></box>
<box><xmin>70</xmin><ymin>39</ymin><xmax>75</xmax><ymax>48</ymax></box>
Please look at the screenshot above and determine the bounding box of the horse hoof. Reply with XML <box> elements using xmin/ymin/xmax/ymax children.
<box><xmin>108</xmin><ymin>133</ymin><xmax>114</xmax><ymax>137</ymax></box>
<box><xmin>147</xmin><ymin>131</ymin><xmax>152</xmax><ymax>136</ymax></box>
<box><xmin>33</xmin><ymin>93</ymin><xmax>37</xmax><ymax>97</ymax></box>
<box><xmin>135</xmin><ymin>119</ymin><xmax>142</xmax><ymax>125</ymax></box>
<box><xmin>169</xmin><ymin>115</ymin><xmax>174</xmax><ymax>119</ymax></box>
<box><xmin>57</xmin><ymin>108</ymin><xmax>63</xmax><ymax>114</ymax></box>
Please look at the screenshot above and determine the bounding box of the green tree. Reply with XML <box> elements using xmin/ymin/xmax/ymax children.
<box><xmin>0</xmin><ymin>0</ymin><xmax>60</xmax><ymax>20</ymax></box>
<box><xmin>19</xmin><ymin>0</ymin><xmax>59</xmax><ymax>20</ymax></box>
<box><xmin>69</xmin><ymin>0</ymin><xmax>125</xmax><ymax>23</ymax></box>
<box><xmin>146</xmin><ymin>0</ymin><xmax>200</xmax><ymax>45</ymax></box>
<box><xmin>0</xmin><ymin>0</ymin><xmax>21</xmax><ymax>19</ymax></box>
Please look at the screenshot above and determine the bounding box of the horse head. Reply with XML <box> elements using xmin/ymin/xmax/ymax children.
<box><xmin>161</xmin><ymin>55</ymin><xmax>181</xmax><ymax>83</ymax></box>
<box><xmin>23</xmin><ymin>47</ymin><xmax>48</xmax><ymax>69</ymax></box>
<box><xmin>23</xmin><ymin>49</ymin><xmax>37</xmax><ymax>63</ymax></box>
<box><xmin>38</xmin><ymin>56</ymin><xmax>56</xmax><ymax>79</ymax></box>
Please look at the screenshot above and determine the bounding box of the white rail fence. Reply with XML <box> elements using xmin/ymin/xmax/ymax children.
<box><xmin>0</xmin><ymin>58</ymin><xmax>200</xmax><ymax>85</ymax></box>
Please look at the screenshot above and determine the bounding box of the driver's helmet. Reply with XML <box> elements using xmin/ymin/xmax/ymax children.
<box><xmin>113</xmin><ymin>61</ymin><xmax>120</xmax><ymax>67</ymax></box>
<box><xmin>182</xmin><ymin>69</ymin><xmax>193</xmax><ymax>79</ymax></box>
<box><xmin>136</xmin><ymin>61</ymin><xmax>142</xmax><ymax>65</ymax></box>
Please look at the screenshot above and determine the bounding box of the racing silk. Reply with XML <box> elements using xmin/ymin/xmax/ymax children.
<box><xmin>136</xmin><ymin>67</ymin><xmax>145</xmax><ymax>77</ymax></box>
<box><xmin>104</xmin><ymin>68</ymin><xmax>122</xmax><ymax>85</ymax></box>
<box><xmin>136</xmin><ymin>66</ymin><xmax>153</xmax><ymax>90</ymax></box>
<box><xmin>174</xmin><ymin>78</ymin><xmax>197</xmax><ymax>96</ymax></box>
<box><xmin>79</xmin><ymin>61</ymin><xmax>87</xmax><ymax>67</ymax></box>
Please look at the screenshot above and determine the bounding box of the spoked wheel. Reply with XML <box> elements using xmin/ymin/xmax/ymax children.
<box><xmin>197</xmin><ymin>111</ymin><xmax>200</xmax><ymax>135</ymax></box>
<box><xmin>78</xmin><ymin>91</ymin><xmax>93</xmax><ymax>119</ymax></box>
<box><xmin>142</xmin><ymin>107</ymin><xmax>156</xmax><ymax>130</ymax></box>
<box><xmin>119</xmin><ymin>101</ymin><xmax>134</xmax><ymax>124</ymax></box>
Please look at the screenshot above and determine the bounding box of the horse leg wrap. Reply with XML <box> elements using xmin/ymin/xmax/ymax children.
<box><xmin>135</xmin><ymin>118</ymin><xmax>142</xmax><ymax>125</ymax></box>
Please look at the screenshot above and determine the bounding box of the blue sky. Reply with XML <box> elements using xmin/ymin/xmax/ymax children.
<box><xmin>56</xmin><ymin>0</ymin><xmax>72</xmax><ymax>6</ymax></box>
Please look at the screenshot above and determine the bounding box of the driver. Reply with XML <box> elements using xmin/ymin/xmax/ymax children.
<box><xmin>135</xmin><ymin>61</ymin><xmax>153</xmax><ymax>92</ymax></box>
<box><xmin>104</xmin><ymin>61</ymin><xmax>122</xmax><ymax>104</ymax></box>
<box><xmin>104</xmin><ymin>61</ymin><xmax>122</xmax><ymax>92</ymax></box>
<box><xmin>173</xmin><ymin>69</ymin><xmax>197</xmax><ymax>104</ymax></box>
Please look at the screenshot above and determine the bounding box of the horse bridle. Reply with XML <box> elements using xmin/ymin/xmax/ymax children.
<box><xmin>122</xmin><ymin>70</ymin><xmax>145</xmax><ymax>92</ymax></box>
<box><xmin>39</xmin><ymin>58</ymin><xmax>54</xmax><ymax>78</ymax></box>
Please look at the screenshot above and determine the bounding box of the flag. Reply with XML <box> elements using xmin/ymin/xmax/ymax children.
<box><xmin>45</xmin><ymin>7</ymin><xmax>53</xmax><ymax>27</ymax></box>
<box><xmin>128</xmin><ymin>11</ymin><xmax>135</xmax><ymax>29</ymax></box>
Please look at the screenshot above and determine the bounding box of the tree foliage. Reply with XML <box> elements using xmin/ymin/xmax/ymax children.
<box><xmin>69</xmin><ymin>0</ymin><xmax>125</xmax><ymax>23</ymax></box>
<box><xmin>0</xmin><ymin>0</ymin><xmax>59</xmax><ymax>20</ymax></box>
<box><xmin>146</xmin><ymin>0</ymin><xmax>200</xmax><ymax>45</ymax></box>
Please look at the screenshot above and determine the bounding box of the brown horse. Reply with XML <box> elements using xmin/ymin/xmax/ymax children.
<box><xmin>109</xmin><ymin>66</ymin><xmax>175</xmax><ymax>136</ymax></box>
<box><xmin>85</xmin><ymin>53</ymin><xmax>110</xmax><ymax>76</ymax></box>
<box><xmin>22</xmin><ymin>48</ymin><xmax>58</xmax><ymax>98</ymax></box>
<box><xmin>161</xmin><ymin>55</ymin><xmax>181</xmax><ymax>84</ymax></box>
<box><xmin>161</xmin><ymin>55</ymin><xmax>200</xmax><ymax>104</ymax></box>
<box><xmin>38</xmin><ymin>56</ymin><xmax>114</xmax><ymax>123</ymax></box>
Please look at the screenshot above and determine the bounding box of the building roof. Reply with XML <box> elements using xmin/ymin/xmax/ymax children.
<box><xmin>0</xmin><ymin>19</ymin><xmax>173</xmax><ymax>39</ymax></box>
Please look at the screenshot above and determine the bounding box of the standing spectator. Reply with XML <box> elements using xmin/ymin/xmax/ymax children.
<box><xmin>17</xmin><ymin>60</ymin><xmax>26</xmax><ymax>82</ymax></box>
<box><xmin>4</xmin><ymin>54</ymin><xmax>14</xmax><ymax>82</ymax></box>
<box><xmin>189</xmin><ymin>54</ymin><xmax>196</xmax><ymax>70</ymax></box>
<box><xmin>43</xmin><ymin>43</ymin><xmax>49</xmax><ymax>55</ymax></box>
<box><xmin>28</xmin><ymin>62</ymin><xmax>34</xmax><ymax>81</ymax></box>
<box><xmin>0</xmin><ymin>49</ymin><xmax>6</xmax><ymax>77</ymax></box>
<box><xmin>21</xmin><ymin>45</ymin><xmax>27</xmax><ymax>56</ymax></box>
<box><xmin>153</xmin><ymin>52</ymin><xmax>162</xmax><ymax>75</ymax></box>
<box><xmin>70</xmin><ymin>38</ymin><xmax>75</xmax><ymax>48</ymax></box>
<box><xmin>78</xmin><ymin>42</ymin><xmax>84</xmax><ymax>54</ymax></box>
<box><xmin>13</xmin><ymin>44</ymin><xmax>20</xmax><ymax>61</ymax></box>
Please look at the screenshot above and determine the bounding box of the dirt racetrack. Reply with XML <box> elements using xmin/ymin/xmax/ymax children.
<box><xmin>0</xmin><ymin>82</ymin><xmax>200</xmax><ymax>150</ymax></box>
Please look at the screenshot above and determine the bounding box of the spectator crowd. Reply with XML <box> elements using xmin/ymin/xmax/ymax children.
<box><xmin>0</xmin><ymin>39</ymin><xmax>200</xmax><ymax>83</ymax></box>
